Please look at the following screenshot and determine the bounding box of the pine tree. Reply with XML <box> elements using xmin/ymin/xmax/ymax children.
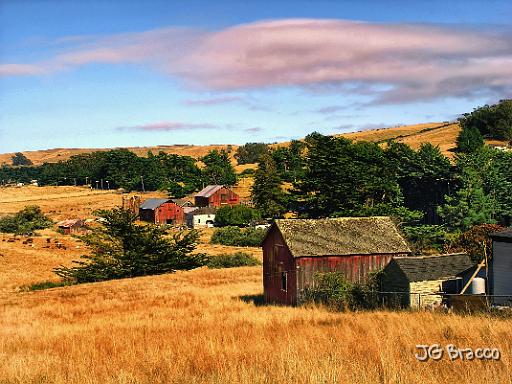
<box><xmin>251</xmin><ymin>154</ymin><xmax>286</xmax><ymax>218</ymax></box>
<box><xmin>201</xmin><ymin>150</ymin><xmax>237</xmax><ymax>185</ymax></box>
<box><xmin>438</xmin><ymin>167</ymin><xmax>497</xmax><ymax>231</ymax></box>
<box><xmin>54</xmin><ymin>208</ymin><xmax>205</xmax><ymax>283</ymax></box>
<box><xmin>456</xmin><ymin>126</ymin><xmax>484</xmax><ymax>153</ymax></box>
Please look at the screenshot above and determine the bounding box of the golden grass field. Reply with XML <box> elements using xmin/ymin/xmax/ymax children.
<box><xmin>1</xmin><ymin>185</ymin><xmax>511</xmax><ymax>383</ymax></box>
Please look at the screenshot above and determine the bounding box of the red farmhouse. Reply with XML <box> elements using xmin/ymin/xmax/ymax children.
<box><xmin>261</xmin><ymin>217</ymin><xmax>411</xmax><ymax>306</ymax></box>
<box><xmin>139</xmin><ymin>198</ymin><xmax>184</xmax><ymax>225</ymax></box>
<box><xmin>194</xmin><ymin>185</ymin><xmax>239</xmax><ymax>208</ymax></box>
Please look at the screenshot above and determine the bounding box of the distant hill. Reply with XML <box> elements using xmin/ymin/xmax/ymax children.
<box><xmin>1</xmin><ymin>121</ymin><xmax>507</xmax><ymax>166</ymax></box>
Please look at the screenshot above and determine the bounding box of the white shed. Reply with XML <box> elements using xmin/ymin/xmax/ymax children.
<box><xmin>186</xmin><ymin>207</ymin><xmax>216</xmax><ymax>228</ymax></box>
<box><xmin>490</xmin><ymin>229</ymin><xmax>512</xmax><ymax>305</ymax></box>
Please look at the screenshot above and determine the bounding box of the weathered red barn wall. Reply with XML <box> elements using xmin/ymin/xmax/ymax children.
<box><xmin>262</xmin><ymin>227</ymin><xmax>297</xmax><ymax>305</ymax></box>
<box><xmin>140</xmin><ymin>202</ymin><xmax>184</xmax><ymax>224</ymax></box>
<box><xmin>295</xmin><ymin>254</ymin><xmax>408</xmax><ymax>304</ymax></box>
<box><xmin>195</xmin><ymin>187</ymin><xmax>240</xmax><ymax>207</ymax></box>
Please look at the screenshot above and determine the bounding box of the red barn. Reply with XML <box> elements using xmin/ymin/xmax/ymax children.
<box><xmin>139</xmin><ymin>198</ymin><xmax>184</xmax><ymax>225</ymax></box>
<box><xmin>194</xmin><ymin>185</ymin><xmax>239</xmax><ymax>208</ymax></box>
<box><xmin>262</xmin><ymin>217</ymin><xmax>411</xmax><ymax>305</ymax></box>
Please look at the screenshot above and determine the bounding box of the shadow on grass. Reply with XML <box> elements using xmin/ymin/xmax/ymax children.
<box><xmin>238</xmin><ymin>294</ymin><xmax>268</xmax><ymax>306</ymax></box>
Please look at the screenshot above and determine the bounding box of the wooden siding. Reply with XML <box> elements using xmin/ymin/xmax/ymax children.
<box><xmin>491</xmin><ymin>240</ymin><xmax>512</xmax><ymax>305</ymax></box>
<box><xmin>139</xmin><ymin>202</ymin><xmax>184</xmax><ymax>225</ymax></box>
<box><xmin>295</xmin><ymin>254</ymin><xmax>406</xmax><ymax>304</ymax></box>
<box><xmin>194</xmin><ymin>187</ymin><xmax>239</xmax><ymax>208</ymax></box>
<box><xmin>262</xmin><ymin>227</ymin><xmax>297</xmax><ymax>305</ymax></box>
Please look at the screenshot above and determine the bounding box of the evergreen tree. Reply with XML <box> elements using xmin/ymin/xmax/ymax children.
<box><xmin>252</xmin><ymin>154</ymin><xmax>286</xmax><ymax>218</ymax></box>
<box><xmin>54</xmin><ymin>208</ymin><xmax>205</xmax><ymax>283</ymax></box>
<box><xmin>234</xmin><ymin>143</ymin><xmax>269</xmax><ymax>165</ymax></box>
<box><xmin>201</xmin><ymin>149</ymin><xmax>237</xmax><ymax>185</ymax></box>
<box><xmin>456</xmin><ymin>126</ymin><xmax>484</xmax><ymax>153</ymax></box>
<box><xmin>11</xmin><ymin>152</ymin><xmax>33</xmax><ymax>166</ymax></box>
<box><xmin>438</xmin><ymin>166</ymin><xmax>497</xmax><ymax>231</ymax></box>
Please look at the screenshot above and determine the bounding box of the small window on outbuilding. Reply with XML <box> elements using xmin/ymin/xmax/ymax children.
<box><xmin>281</xmin><ymin>272</ymin><xmax>287</xmax><ymax>291</ymax></box>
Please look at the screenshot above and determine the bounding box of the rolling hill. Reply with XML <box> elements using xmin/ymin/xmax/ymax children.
<box><xmin>3</xmin><ymin>121</ymin><xmax>508</xmax><ymax>166</ymax></box>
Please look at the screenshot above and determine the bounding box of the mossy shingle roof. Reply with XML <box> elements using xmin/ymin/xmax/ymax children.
<box><xmin>273</xmin><ymin>216</ymin><xmax>411</xmax><ymax>257</ymax></box>
<box><xmin>393</xmin><ymin>253</ymin><xmax>474</xmax><ymax>282</ymax></box>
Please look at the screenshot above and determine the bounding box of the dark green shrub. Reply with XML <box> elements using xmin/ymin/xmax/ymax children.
<box><xmin>0</xmin><ymin>205</ymin><xmax>53</xmax><ymax>235</ymax></box>
<box><xmin>215</xmin><ymin>205</ymin><xmax>261</xmax><ymax>227</ymax></box>
<box><xmin>210</xmin><ymin>226</ymin><xmax>266</xmax><ymax>247</ymax></box>
<box><xmin>206</xmin><ymin>252</ymin><xmax>261</xmax><ymax>269</ymax></box>
<box><xmin>23</xmin><ymin>280</ymin><xmax>72</xmax><ymax>291</ymax></box>
<box><xmin>302</xmin><ymin>271</ymin><xmax>382</xmax><ymax>311</ymax></box>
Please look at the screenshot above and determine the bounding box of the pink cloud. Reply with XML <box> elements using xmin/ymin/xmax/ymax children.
<box><xmin>119</xmin><ymin>121</ymin><xmax>220</xmax><ymax>131</ymax></box>
<box><xmin>3</xmin><ymin>19</ymin><xmax>512</xmax><ymax>102</ymax></box>
<box><xmin>0</xmin><ymin>64</ymin><xmax>46</xmax><ymax>76</ymax></box>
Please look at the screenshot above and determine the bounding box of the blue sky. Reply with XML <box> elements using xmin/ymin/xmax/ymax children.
<box><xmin>1</xmin><ymin>0</ymin><xmax>511</xmax><ymax>153</ymax></box>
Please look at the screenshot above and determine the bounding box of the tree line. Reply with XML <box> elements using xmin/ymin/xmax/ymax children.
<box><xmin>0</xmin><ymin>148</ymin><xmax>236</xmax><ymax>197</ymax></box>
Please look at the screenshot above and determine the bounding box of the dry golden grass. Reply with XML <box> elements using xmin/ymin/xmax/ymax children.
<box><xmin>0</xmin><ymin>186</ymin><xmax>166</xmax><ymax>220</ymax></box>
<box><xmin>0</xmin><ymin>266</ymin><xmax>510</xmax><ymax>384</ymax></box>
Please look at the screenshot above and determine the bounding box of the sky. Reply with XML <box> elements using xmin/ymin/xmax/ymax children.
<box><xmin>1</xmin><ymin>0</ymin><xmax>511</xmax><ymax>153</ymax></box>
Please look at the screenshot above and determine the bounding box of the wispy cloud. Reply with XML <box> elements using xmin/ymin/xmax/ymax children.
<box><xmin>118</xmin><ymin>121</ymin><xmax>220</xmax><ymax>132</ymax></box>
<box><xmin>182</xmin><ymin>96</ymin><xmax>244</xmax><ymax>106</ymax></box>
<box><xmin>244</xmin><ymin>127</ymin><xmax>263</xmax><ymax>133</ymax></box>
<box><xmin>3</xmin><ymin>19</ymin><xmax>512</xmax><ymax>103</ymax></box>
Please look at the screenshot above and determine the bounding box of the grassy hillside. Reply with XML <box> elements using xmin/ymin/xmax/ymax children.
<box><xmin>0</xmin><ymin>121</ymin><xmax>465</xmax><ymax>166</ymax></box>
<box><xmin>0</xmin><ymin>266</ymin><xmax>510</xmax><ymax>384</ymax></box>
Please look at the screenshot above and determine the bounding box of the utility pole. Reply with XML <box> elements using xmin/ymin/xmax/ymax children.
<box><xmin>100</xmin><ymin>178</ymin><xmax>104</xmax><ymax>190</ymax></box>
<box><xmin>141</xmin><ymin>175</ymin><xmax>145</xmax><ymax>193</ymax></box>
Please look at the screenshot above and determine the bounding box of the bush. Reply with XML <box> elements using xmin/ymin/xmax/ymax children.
<box><xmin>456</xmin><ymin>224</ymin><xmax>504</xmax><ymax>263</ymax></box>
<box><xmin>210</xmin><ymin>226</ymin><xmax>266</xmax><ymax>247</ymax></box>
<box><xmin>206</xmin><ymin>252</ymin><xmax>261</xmax><ymax>269</ymax></box>
<box><xmin>23</xmin><ymin>280</ymin><xmax>71</xmax><ymax>291</ymax></box>
<box><xmin>215</xmin><ymin>205</ymin><xmax>261</xmax><ymax>227</ymax></box>
<box><xmin>302</xmin><ymin>272</ymin><xmax>382</xmax><ymax>311</ymax></box>
<box><xmin>0</xmin><ymin>205</ymin><xmax>53</xmax><ymax>235</ymax></box>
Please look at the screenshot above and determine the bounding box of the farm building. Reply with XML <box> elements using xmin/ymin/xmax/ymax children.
<box><xmin>262</xmin><ymin>217</ymin><xmax>411</xmax><ymax>305</ymax></box>
<box><xmin>186</xmin><ymin>207</ymin><xmax>216</xmax><ymax>228</ymax></box>
<box><xmin>56</xmin><ymin>219</ymin><xmax>84</xmax><ymax>235</ymax></box>
<box><xmin>139</xmin><ymin>198</ymin><xmax>184</xmax><ymax>225</ymax></box>
<box><xmin>194</xmin><ymin>185</ymin><xmax>239</xmax><ymax>208</ymax></box>
<box><xmin>490</xmin><ymin>228</ymin><xmax>512</xmax><ymax>305</ymax></box>
<box><xmin>172</xmin><ymin>198</ymin><xmax>194</xmax><ymax>208</ymax></box>
<box><xmin>381</xmin><ymin>253</ymin><xmax>476</xmax><ymax>308</ymax></box>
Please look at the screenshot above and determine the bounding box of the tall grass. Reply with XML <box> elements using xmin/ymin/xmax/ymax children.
<box><xmin>0</xmin><ymin>267</ymin><xmax>510</xmax><ymax>384</ymax></box>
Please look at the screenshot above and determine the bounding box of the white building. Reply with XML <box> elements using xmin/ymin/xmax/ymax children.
<box><xmin>186</xmin><ymin>207</ymin><xmax>216</xmax><ymax>228</ymax></box>
<box><xmin>490</xmin><ymin>229</ymin><xmax>512</xmax><ymax>305</ymax></box>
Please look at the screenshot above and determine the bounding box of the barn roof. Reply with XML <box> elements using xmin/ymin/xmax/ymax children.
<box><xmin>172</xmin><ymin>198</ymin><xmax>193</xmax><ymax>207</ymax></box>
<box><xmin>195</xmin><ymin>185</ymin><xmax>224</xmax><ymax>198</ymax></box>
<box><xmin>140</xmin><ymin>198</ymin><xmax>170</xmax><ymax>210</ymax></box>
<box><xmin>272</xmin><ymin>217</ymin><xmax>411</xmax><ymax>257</ymax></box>
<box><xmin>189</xmin><ymin>207</ymin><xmax>216</xmax><ymax>216</ymax></box>
<box><xmin>392</xmin><ymin>253</ymin><xmax>474</xmax><ymax>282</ymax></box>
<box><xmin>56</xmin><ymin>219</ymin><xmax>82</xmax><ymax>228</ymax></box>
<box><xmin>491</xmin><ymin>228</ymin><xmax>512</xmax><ymax>241</ymax></box>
